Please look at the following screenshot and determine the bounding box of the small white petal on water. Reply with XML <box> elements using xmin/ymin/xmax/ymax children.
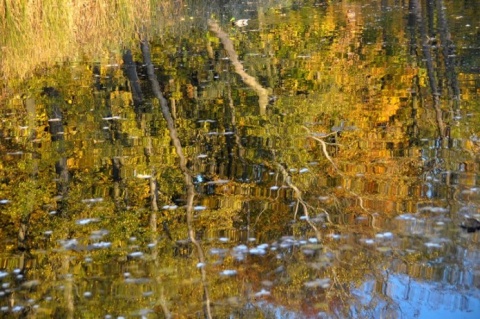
<box><xmin>329</xmin><ymin>234</ymin><xmax>342</xmax><ymax>240</ymax></box>
<box><xmin>249</xmin><ymin>248</ymin><xmax>266</xmax><ymax>255</ymax></box>
<box><xmin>90</xmin><ymin>229</ymin><xmax>109</xmax><ymax>239</ymax></box>
<box><xmin>220</xmin><ymin>270</ymin><xmax>237</xmax><ymax>276</ymax></box>
<box><xmin>81</xmin><ymin>198</ymin><xmax>104</xmax><ymax>204</ymax></box>
<box><xmin>395</xmin><ymin>214</ymin><xmax>416</xmax><ymax>220</ymax></box>
<box><xmin>90</xmin><ymin>242</ymin><xmax>111</xmax><ymax>249</ymax></box>
<box><xmin>418</xmin><ymin>206</ymin><xmax>449</xmax><ymax>213</ymax></box>
<box><xmin>162</xmin><ymin>205</ymin><xmax>178</xmax><ymax>210</ymax></box>
<box><xmin>12</xmin><ymin>306</ymin><xmax>24</xmax><ymax>313</ymax></box>
<box><xmin>279</xmin><ymin>237</ymin><xmax>297</xmax><ymax>248</ymax></box>
<box><xmin>128</xmin><ymin>251</ymin><xmax>143</xmax><ymax>258</ymax></box>
<box><xmin>206</xmin><ymin>179</ymin><xmax>230</xmax><ymax>185</ymax></box>
<box><xmin>76</xmin><ymin>218</ymin><xmax>99</xmax><ymax>225</ymax></box>
<box><xmin>257</xmin><ymin>243</ymin><xmax>269</xmax><ymax>250</ymax></box>
<box><xmin>304</xmin><ymin>278</ymin><xmax>330</xmax><ymax>288</ymax></box>
<box><xmin>425</xmin><ymin>242</ymin><xmax>442</xmax><ymax>248</ymax></box>
<box><xmin>233</xmin><ymin>244</ymin><xmax>248</xmax><ymax>253</ymax></box>
<box><xmin>233</xmin><ymin>253</ymin><xmax>245</xmax><ymax>261</ymax></box>
<box><xmin>210</xmin><ymin>248</ymin><xmax>228</xmax><ymax>255</ymax></box>
<box><xmin>254</xmin><ymin>289</ymin><xmax>271</xmax><ymax>297</ymax></box>
<box><xmin>61</xmin><ymin>239</ymin><xmax>78</xmax><ymax>249</ymax></box>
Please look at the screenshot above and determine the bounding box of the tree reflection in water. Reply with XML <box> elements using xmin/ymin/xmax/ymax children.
<box><xmin>0</xmin><ymin>0</ymin><xmax>479</xmax><ymax>318</ymax></box>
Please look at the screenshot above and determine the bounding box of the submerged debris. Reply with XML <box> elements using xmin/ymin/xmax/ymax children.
<box><xmin>460</xmin><ymin>217</ymin><xmax>480</xmax><ymax>232</ymax></box>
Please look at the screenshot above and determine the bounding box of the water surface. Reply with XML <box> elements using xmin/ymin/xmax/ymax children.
<box><xmin>1</xmin><ymin>0</ymin><xmax>479</xmax><ymax>318</ymax></box>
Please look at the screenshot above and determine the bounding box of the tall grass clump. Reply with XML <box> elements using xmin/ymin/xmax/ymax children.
<box><xmin>0</xmin><ymin>0</ymin><xmax>183</xmax><ymax>81</ymax></box>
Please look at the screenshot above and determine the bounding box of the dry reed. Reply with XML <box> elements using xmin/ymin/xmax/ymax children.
<box><xmin>0</xmin><ymin>0</ymin><xmax>183</xmax><ymax>81</ymax></box>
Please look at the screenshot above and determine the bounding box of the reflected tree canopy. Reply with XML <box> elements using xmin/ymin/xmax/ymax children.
<box><xmin>0</xmin><ymin>0</ymin><xmax>480</xmax><ymax>318</ymax></box>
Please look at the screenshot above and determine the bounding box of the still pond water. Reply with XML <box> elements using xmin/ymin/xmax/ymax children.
<box><xmin>1</xmin><ymin>0</ymin><xmax>480</xmax><ymax>318</ymax></box>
